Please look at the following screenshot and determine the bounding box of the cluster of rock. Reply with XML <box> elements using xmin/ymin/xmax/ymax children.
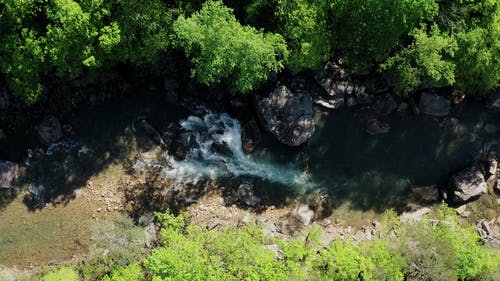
<box><xmin>449</xmin><ymin>152</ymin><xmax>498</xmax><ymax>204</ymax></box>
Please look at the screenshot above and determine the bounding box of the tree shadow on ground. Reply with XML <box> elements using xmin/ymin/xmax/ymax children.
<box><xmin>6</xmin><ymin>90</ymin><xmax>185</xmax><ymax>211</ymax></box>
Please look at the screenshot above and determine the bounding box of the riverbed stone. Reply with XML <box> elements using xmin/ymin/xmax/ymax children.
<box><xmin>486</xmin><ymin>91</ymin><xmax>500</xmax><ymax>110</ymax></box>
<box><xmin>292</xmin><ymin>204</ymin><xmax>314</xmax><ymax>225</ymax></box>
<box><xmin>37</xmin><ymin>115</ymin><xmax>63</xmax><ymax>144</ymax></box>
<box><xmin>400</xmin><ymin>207</ymin><xmax>431</xmax><ymax>222</ymax></box>
<box><xmin>315</xmin><ymin>62</ymin><xmax>355</xmax><ymax>109</ymax></box>
<box><xmin>241</xmin><ymin>119</ymin><xmax>261</xmax><ymax>154</ymax></box>
<box><xmin>450</xmin><ymin>165</ymin><xmax>488</xmax><ymax>203</ymax></box>
<box><xmin>410</xmin><ymin>185</ymin><xmax>439</xmax><ymax>203</ymax></box>
<box><xmin>365</xmin><ymin>116</ymin><xmax>390</xmax><ymax>135</ymax></box>
<box><xmin>257</xmin><ymin>86</ymin><xmax>315</xmax><ymax>146</ymax></box>
<box><xmin>236</xmin><ymin>183</ymin><xmax>261</xmax><ymax>207</ymax></box>
<box><xmin>0</xmin><ymin>161</ymin><xmax>18</xmax><ymax>188</ymax></box>
<box><xmin>419</xmin><ymin>93</ymin><xmax>451</xmax><ymax>117</ymax></box>
<box><xmin>375</xmin><ymin>94</ymin><xmax>397</xmax><ymax>115</ymax></box>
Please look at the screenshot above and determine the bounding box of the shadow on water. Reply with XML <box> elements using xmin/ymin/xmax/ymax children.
<box><xmin>1</xmin><ymin>89</ymin><xmax>186</xmax><ymax>211</ymax></box>
<box><xmin>305</xmin><ymin>102</ymin><xmax>500</xmax><ymax>213</ymax></box>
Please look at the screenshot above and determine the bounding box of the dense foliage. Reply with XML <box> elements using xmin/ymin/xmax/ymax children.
<box><xmin>0</xmin><ymin>0</ymin><xmax>498</xmax><ymax>101</ymax></box>
<box><xmin>36</xmin><ymin>205</ymin><xmax>499</xmax><ymax>281</ymax></box>
<box><xmin>173</xmin><ymin>1</ymin><xmax>287</xmax><ymax>93</ymax></box>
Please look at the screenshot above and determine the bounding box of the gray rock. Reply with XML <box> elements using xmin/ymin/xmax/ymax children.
<box><xmin>241</xmin><ymin>119</ymin><xmax>261</xmax><ymax>154</ymax></box>
<box><xmin>0</xmin><ymin>161</ymin><xmax>18</xmax><ymax>188</ymax></box>
<box><xmin>257</xmin><ymin>86</ymin><xmax>315</xmax><ymax>146</ymax></box>
<box><xmin>144</xmin><ymin>223</ymin><xmax>157</xmax><ymax>247</ymax></box>
<box><xmin>400</xmin><ymin>207</ymin><xmax>431</xmax><ymax>222</ymax></box>
<box><xmin>366</xmin><ymin>116</ymin><xmax>390</xmax><ymax>135</ymax></box>
<box><xmin>450</xmin><ymin>165</ymin><xmax>488</xmax><ymax>203</ymax></box>
<box><xmin>315</xmin><ymin>62</ymin><xmax>356</xmax><ymax>108</ymax></box>
<box><xmin>237</xmin><ymin>183</ymin><xmax>261</xmax><ymax>207</ymax></box>
<box><xmin>353</xmin><ymin>81</ymin><xmax>373</xmax><ymax>105</ymax></box>
<box><xmin>0</xmin><ymin>82</ymin><xmax>9</xmax><ymax>110</ymax></box>
<box><xmin>456</xmin><ymin>205</ymin><xmax>470</xmax><ymax>218</ymax></box>
<box><xmin>264</xmin><ymin>244</ymin><xmax>284</xmax><ymax>260</ymax></box>
<box><xmin>37</xmin><ymin>115</ymin><xmax>63</xmax><ymax>144</ymax></box>
<box><xmin>486</xmin><ymin>91</ymin><xmax>500</xmax><ymax>110</ymax></box>
<box><xmin>292</xmin><ymin>204</ymin><xmax>314</xmax><ymax>225</ymax></box>
<box><xmin>375</xmin><ymin>94</ymin><xmax>397</xmax><ymax>115</ymax></box>
<box><xmin>419</xmin><ymin>93</ymin><xmax>451</xmax><ymax>117</ymax></box>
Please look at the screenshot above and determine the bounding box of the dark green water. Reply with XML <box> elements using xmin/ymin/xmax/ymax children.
<box><xmin>253</xmin><ymin>102</ymin><xmax>500</xmax><ymax>211</ymax></box>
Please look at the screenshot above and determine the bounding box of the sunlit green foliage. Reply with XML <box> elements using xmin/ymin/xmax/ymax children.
<box><xmin>41</xmin><ymin>267</ymin><xmax>79</xmax><ymax>281</ymax></box>
<box><xmin>101</xmin><ymin>263</ymin><xmax>145</xmax><ymax>281</ymax></box>
<box><xmin>383</xmin><ymin>26</ymin><xmax>458</xmax><ymax>95</ymax></box>
<box><xmin>173</xmin><ymin>0</ymin><xmax>288</xmax><ymax>93</ymax></box>
<box><xmin>276</xmin><ymin>0</ymin><xmax>331</xmax><ymax>70</ymax></box>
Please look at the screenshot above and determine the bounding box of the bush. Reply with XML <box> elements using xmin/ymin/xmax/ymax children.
<box><xmin>173</xmin><ymin>0</ymin><xmax>288</xmax><ymax>93</ymax></box>
<box><xmin>41</xmin><ymin>267</ymin><xmax>79</xmax><ymax>281</ymax></box>
<box><xmin>102</xmin><ymin>263</ymin><xmax>145</xmax><ymax>281</ymax></box>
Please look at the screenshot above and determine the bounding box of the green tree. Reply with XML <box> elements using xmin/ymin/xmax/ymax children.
<box><xmin>383</xmin><ymin>26</ymin><xmax>458</xmax><ymax>95</ymax></box>
<box><xmin>173</xmin><ymin>0</ymin><xmax>288</xmax><ymax>93</ymax></box>
<box><xmin>328</xmin><ymin>0</ymin><xmax>439</xmax><ymax>72</ymax></box>
<box><xmin>276</xmin><ymin>0</ymin><xmax>331</xmax><ymax>71</ymax></box>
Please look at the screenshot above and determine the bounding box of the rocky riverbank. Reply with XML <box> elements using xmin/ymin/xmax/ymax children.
<box><xmin>1</xmin><ymin>61</ymin><xmax>500</xmax><ymax>275</ymax></box>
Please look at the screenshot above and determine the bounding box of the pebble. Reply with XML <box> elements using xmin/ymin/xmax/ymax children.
<box><xmin>96</xmin><ymin>208</ymin><xmax>102</xmax><ymax>212</ymax></box>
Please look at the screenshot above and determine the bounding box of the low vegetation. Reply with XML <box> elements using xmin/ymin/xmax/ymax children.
<box><xmin>34</xmin><ymin>205</ymin><xmax>499</xmax><ymax>281</ymax></box>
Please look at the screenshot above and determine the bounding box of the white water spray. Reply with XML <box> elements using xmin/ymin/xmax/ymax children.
<box><xmin>159</xmin><ymin>111</ymin><xmax>316</xmax><ymax>191</ymax></box>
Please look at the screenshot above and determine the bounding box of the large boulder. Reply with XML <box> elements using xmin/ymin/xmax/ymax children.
<box><xmin>37</xmin><ymin>115</ymin><xmax>63</xmax><ymax>144</ymax></box>
<box><xmin>450</xmin><ymin>165</ymin><xmax>488</xmax><ymax>203</ymax></box>
<box><xmin>257</xmin><ymin>86</ymin><xmax>315</xmax><ymax>146</ymax></box>
<box><xmin>486</xmin><ymin>91</ymin><xmax>500</xmax><ymax>110</ymax></box>
<box><xmin>0</xmin><ymin>82</ymin><xmax>9</xmax><ymax>110</ymax></box>
<box><xmin>419</xmin><ymin>93</ymin><xmax>451</xmax><ymax>117</ymax></box>
<box><xmin>292</xmin><ymin>204</ymin><xmax>314</xmax><ymax>225</ymax></box>
<box><xmin>0</xmin><ymin>161</ymin><xmax>18</xmax><ymax>188</ymax></box>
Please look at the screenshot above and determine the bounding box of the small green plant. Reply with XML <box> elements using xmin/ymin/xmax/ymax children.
<box><xmin>41</xmin><ymin>267</ymin><xmax>79</xmax><ymax>281</ymax></box>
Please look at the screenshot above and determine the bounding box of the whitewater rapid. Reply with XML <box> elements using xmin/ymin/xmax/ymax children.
<box><xmin>159</xmin><ymin>111</ymin><xmax>316</xmax><ymax>192</ymax></box>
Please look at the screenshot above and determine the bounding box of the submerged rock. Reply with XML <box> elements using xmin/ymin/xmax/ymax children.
<box><xmin>0</xmin><ymin>161</ymin><xmax>18</xmax><ymax>188</ymax></box>
<box><xmin>375</xmin><ymin>94</ymin><xmax>397</xmax><ymax>116</ymax></box>
<box><xmin>366</xmin><ymin>116</ymin><xmax>390</xmax><ymax>135</ymax></box>
<box><xmin>419</xmin><ymin>93</ymin><xmax>451</xmax><ymax>117</ymax></box>
<box><xmin>0</xmin><ymin>128</ymin><xmax>6</xmax><ymax>141</ymax></box>
<box><xmin>410</xmin><ymin>185</ymin><xmax>439</xmax><ymax>203</ymax></box>
<box><xmin>450</xmin><ymin>165</ymin><xmax>487</xmax><ymax>203</ymax></box>
<box><xmin>257</xmin><ymin>86</ymin><xmax>315</xmax><ymax>146</ymax></box>
<box><xmin>486</xmin><ymin>91</ymin><xmax>500</xmax><ymax>110</ymax></box>
<box><xmin>241</xmin><ymin>119</ymin><xmax>261</xmax><ymax>154</ymax></box>
<box><xmin>37</xmin><ymin>115</ymin><xmax>63</xmax><ymax>144</ymax></box>
<box><xmin>164</xmin><ymin>77</ymin><xmax>179</xmax><ymax>105</ymax></box>
<box><xmin>0</xmin><ymin>83</ymin><xmax>8</xmax><ymax>110</ymax></box>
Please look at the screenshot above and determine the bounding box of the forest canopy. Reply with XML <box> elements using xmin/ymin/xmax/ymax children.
<box><xmin>0</xmin><ymin>0</ymin><xmax>498</xmax><ymax>103</ymax></box>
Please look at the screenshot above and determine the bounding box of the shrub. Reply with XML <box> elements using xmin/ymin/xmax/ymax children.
<box><xmin>41</xmin><ymin>267</ymin><xmax>79</xmax><ymax>281</ymax></box>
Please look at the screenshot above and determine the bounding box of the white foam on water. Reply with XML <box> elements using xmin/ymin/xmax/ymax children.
<box><xmin>159</xmin><ymin>111</ymin><xmax>316</xmax><ymax>191</ymax></box>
